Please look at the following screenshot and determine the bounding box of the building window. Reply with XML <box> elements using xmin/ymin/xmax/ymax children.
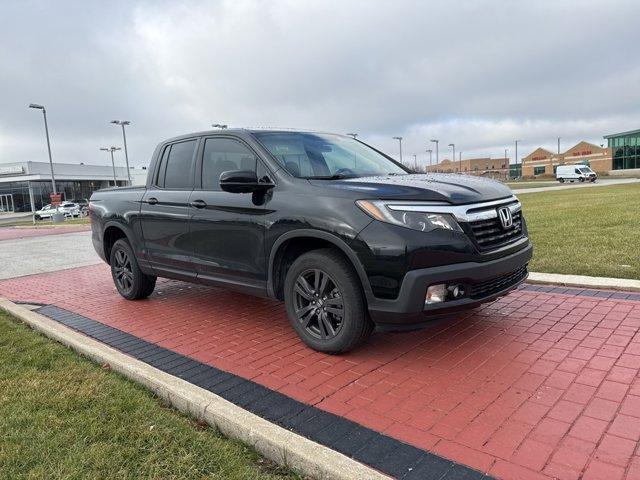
<box><xmin>533</xmin><ymin>166</ymin><xmax>545</xmax><ymax>175</ymax></box>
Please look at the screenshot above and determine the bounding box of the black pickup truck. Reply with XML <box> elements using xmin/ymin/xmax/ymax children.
<box><xmin>90</xmin><ymin>129</ymin><xmax>532</xmax><ymax>353</ymax></box>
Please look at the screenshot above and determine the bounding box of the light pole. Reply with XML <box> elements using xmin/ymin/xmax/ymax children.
<box><xmin>448</xmin><ymin>143</ymin><xmax>456</xmax><ymax>172</ymax></box>
<box><xmin>557</xmin><ymin>137</ymin><xmax>561</xmax><ymax>154</ymax></box>
<box><xmin>515</xmin><ymin>139</ymin><xmax>521</xmax><ymax>171</ymax></box>
<box><xmin>459</xmin><ymin>151</ymin><xmax>463</xmax><ymax>172</ymax></box>
<box><xmin>426</xmin><ymin>148</ymin><xmax>433</xmax><ymax>169</ymax></box>
<box><xmin>111</xmin><ymin>120</ymin><xmax>132</xmax><ymax>185</ymax></box>
<box><xmin>100</xmin><ymin>147</ymin><xmax>121</xmax><ymax>186</ymax></box>
<box><xmin>412</xmin><ymin>154</ymin><xmax>418</xmax><ymax>171</ymax></box>
<box><xmin>211</xmin><ymin>124</ymin><xmax>228</xmax><ymax>129</ymax></box>
<box><xmin>28</xmin><ymin>103</ymin><xmax>57</xmax><ymax>195</ymax></box>
<box><xmin>430</xmin><ymin>139</ymin><xmax>439</xmax><ymax>167</ymax></box>
<box><xmin>392</xmin><ymin>136</ymin><xmax>403</xmax><ymax>163</ymax></box>
<box><xmin>346</xmin><ymin>133</ymin><xmax>358</xmax><ymax>139</ymax></box>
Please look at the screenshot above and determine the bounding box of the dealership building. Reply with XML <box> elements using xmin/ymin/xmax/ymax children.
<box><xmin>0</xmin><ymin>161</ymin><xmax>146</xmax><ymax>213</ymax></box>
<box><xmin>522</xmin><ymin>129</ymin><xmax>640</xmax><ymax>177</ymax></box>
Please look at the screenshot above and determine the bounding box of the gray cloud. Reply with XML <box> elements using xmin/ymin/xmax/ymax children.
<box><xmin>1</xmin><ymin>0</ymin><xmax>639</xmax><ymax>171</ymax></box>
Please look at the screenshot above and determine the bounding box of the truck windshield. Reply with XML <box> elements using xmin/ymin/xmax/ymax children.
<box><xmin>579</xmin><ymin>167</ymin><xmax>592</xmax><ymax>173</ymax></box>
<box><xmin>252</xmin><ymin>132</ymin><xmax>409</xmax><ymax>179</ymax></box>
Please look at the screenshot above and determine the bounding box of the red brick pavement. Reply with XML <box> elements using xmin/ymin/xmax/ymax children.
<box><xmin>0</xmin><ymin>225</ymin><xmax>90</xmax><ymax>241</ymax></box>
<box><xmin>1</xmin><ymin>264</ymin><xmax>639</xmax><ymax>479</ymax></box>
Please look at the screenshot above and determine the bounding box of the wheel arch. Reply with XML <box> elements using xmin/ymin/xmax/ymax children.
<box><xmin>102</xmin><ymin>221</ymin><xmax>136</xmax><ymax>263</ymax></box>
<box><xmin>267</xmin><ymin>230</ymin><xmax>373</xmax><ymax>301</ymax></box>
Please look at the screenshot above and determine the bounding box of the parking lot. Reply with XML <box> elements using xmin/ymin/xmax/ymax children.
<box><xmin>1</xmin><ymin>227</ymin><xmax>639</xmax><ymax>480</ymax></box>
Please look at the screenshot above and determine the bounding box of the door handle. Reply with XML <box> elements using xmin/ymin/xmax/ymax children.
<box><xmin>147</xmin><ymin>197</ymin><xmax>158</xmax><ymax>205</ymax></box>
<box><xmin>190</xmin><ymin>199</ymin><xmax>207</xmax><ymax>209</ymax></box>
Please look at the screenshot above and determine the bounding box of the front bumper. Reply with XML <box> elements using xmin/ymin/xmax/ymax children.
<box><xmin>367</xmin><ymin>242</ymin><xmax>533</xmax><ymax>326</ymax></box>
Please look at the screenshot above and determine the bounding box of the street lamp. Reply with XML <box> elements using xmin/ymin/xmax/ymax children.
<box><xmin>557</xmin><ymin>137</ymin><xmax>561</xmax><ymax>154</ymax></box>
<box><xmin>515</xmin><ymin>139</ymin><xmax>521</xmax><ymax>169</ymax></box>
<box><xmin>392</xmin><ymin>136</ymin><xmax>403</xmax><ymax>163</ymax></box>
<box><xmin>346</xmin><ymin>133</ymin><xmax>358</xmax><ymax>139</ymax></box>
<box><xmin>211</xmin><ymin>124</ymin><xmax>228</xmax><ymax>129</ymax></box>
<box><xmin>28</xmin><ymin>103</ymin><xmax>57</xmax><ymax>195</ymax></box>
<box><xmin>100</xmin><ymin>146</ymin><xmax>122</xmax><ymax>186</ymax></box>
<box><xmin>426</xmin><ymin>148</ymin><xmax>433</xmax><ymax>169</ymax></box>
<box><xmin>412</xmin><ymin>154</ymin><xmax>418</xmax><ymax>171</ymax></box>
<box><xmin>459</xmin><ymin>151</ymin><xmax>463</xmax><ymax>172</ymax></box>
<box><xmin>448</xmin><ymin>143</ymin><xmax>456</xmax><ymax>172</ymax></box>
<box><xmin>430</xmin><ymin>139</ymin><xmax>439</xmax><ymax>167</ymax></box>
<box><xmin>111</xmin><ymin>120</ymin><xmax>132</xmax><ymax>185</ymax></box>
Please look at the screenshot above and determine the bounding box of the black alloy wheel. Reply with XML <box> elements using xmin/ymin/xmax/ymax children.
<box><xmin>284</xmin><ymin>248</ymin><xmax>373</xmax><ymax>353</ymax></box>
<box><xmin>109</xmin><ymin>238</ymin><xmax>156</xmax><ymax>300</ymax></box>
<box><xmin>113</xmin><ymin>248</ymin><xmax>134</xmax><ymax>294</ymax></box>
<box><xmin>293</xmin><ymin>268</ymin><xmax>344</xmax><ymax>340</ymax></box>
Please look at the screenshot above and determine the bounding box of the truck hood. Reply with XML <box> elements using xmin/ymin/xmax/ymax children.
<box><xmin>309</xmin><ymin>173</ymin><xmax>514</xmax><ymax>205</ymax></box>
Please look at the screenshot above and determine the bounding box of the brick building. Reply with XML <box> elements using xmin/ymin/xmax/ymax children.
<box><xmin>425</xmin><ymin>157</ymin><xmax>509</xmax><ymax>179</ymax></box>
<box><xmin>521</xmin><ymin>141</ymin><xmax>611</xmax><ymax>177</ymax></box>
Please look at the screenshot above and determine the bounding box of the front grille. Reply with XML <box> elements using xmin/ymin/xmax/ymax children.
<box><xmin>469</xmin><ymin>265</ymin><xmax>528</xmax><ymax>299</ymax></box>
<box><xmin>468</xmin><ymin>210</ymin><xmax>524</xmax><ymax>250</ymax></box>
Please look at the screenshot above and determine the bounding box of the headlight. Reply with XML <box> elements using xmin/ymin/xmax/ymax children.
<box><xmin>356</xmin><ymin>200</ymin><xmax>462</xmax><ymax>233</ymax></box>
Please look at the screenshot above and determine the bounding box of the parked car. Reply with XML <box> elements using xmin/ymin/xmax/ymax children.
<box><xmin>35</xmin><ymin>202</ymin><xmax>80</xmax><ymax>220</ymax></box>
<box><xmin>69</xmin><ymin>198</ymin><xmax>89</xmax><ymax>215</ymax></box>
<box><xmin>556</xmin><ymin>165</ymin><xmax>597</xmax><ymax>183</ymax></box>
<box><xmin>90</xmin><ymin>129</ymin><xmax>532</xmax><ymax>353</ymax></box>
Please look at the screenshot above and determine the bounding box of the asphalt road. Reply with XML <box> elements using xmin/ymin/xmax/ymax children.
<box><xmin>0</xmin><ymin>230</ymin><xmax>101</xmax><ymax>280</ymax></box>
<box><xmin>511</xmin><ymin>177</ymin><xmax>640</xmax><ymax>194</ymax></box>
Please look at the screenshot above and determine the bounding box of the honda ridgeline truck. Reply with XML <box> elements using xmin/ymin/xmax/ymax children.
<box><xmin>90</xmin><ymin>130</ymin><xmax>532</xmax><ymax>353</ymax></box>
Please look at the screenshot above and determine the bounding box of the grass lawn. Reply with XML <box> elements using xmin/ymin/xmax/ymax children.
<box><xmin>505</xmin><ymin>182</ymin><xmax>555</xmax><ymax>189</ymax></box>
<box><xmin>0</xmin><ymin>310</ymin><xmax>299</xmax><ymax>480</ymax></box>
<box><xmin>519</xmin><ymin>183</ymin><xmax>640</xmax><ymax>279</ymax></box>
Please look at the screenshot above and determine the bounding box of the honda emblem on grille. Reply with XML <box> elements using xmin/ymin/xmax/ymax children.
<box><xmin>497</xmin><ymin>206</ymin><xmax>513</xmax><ymax>229</ymax></box>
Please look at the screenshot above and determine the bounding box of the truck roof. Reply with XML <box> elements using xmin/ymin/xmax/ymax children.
<box><xmin>161</xmin><ymin>128</ymin><xmax>348</xmax><ymax>144</ymax></box>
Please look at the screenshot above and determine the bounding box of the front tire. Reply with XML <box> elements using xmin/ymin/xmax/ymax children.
<box><xmin>559</xmin><ymin>178</ymin><xmax>564</xmax><ymax>183</ymax></box>
<box><xmin>110</xmin><ymin>238</ymin><xmax>156</xmax><ymax>300</ymax></box>
<box><xmin>284</xmin><ymin>249</ymin><xmax>373</xmax><ymax>353</ymax></box>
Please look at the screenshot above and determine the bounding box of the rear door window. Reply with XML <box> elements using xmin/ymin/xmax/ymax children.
<box><xmin>157</xmin><ymin>140</ymin><xmax>197</xmax><ymax>189</ymax></box>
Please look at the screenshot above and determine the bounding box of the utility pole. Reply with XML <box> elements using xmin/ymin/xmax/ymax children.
<box><xmin>392</xmin><ymin>136</ymin><xmax>403</xmax><ymax>163</ymax></box>
<box><xmin>29</xmin><ymin>103</ymin><xmax>57</xmax><ymax>195</ymax></box>
<box><xmin>449</xmin><ymin>143</ymin><xmax>456</xmax><ymax>172</ymax></box>
<box><xmin>557</xmin><ymin>137</ymin><xmax>561</xmax><ymax>154</ymax></box>
<box><xmin>100</xmin><ymin>147</ymin><xmax>122</xmax><ymax>186</ymax></box>
<box><xmin>430</xmin><ymin>139</ymin><xmax>439</xmax><ymax>167</ymax></box>
<box><xmin>111</xmin><ymin>120</ymin><xmax>132</xmax><ymax>185</ymax></box>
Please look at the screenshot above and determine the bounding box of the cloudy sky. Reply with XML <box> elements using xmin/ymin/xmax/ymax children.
<box><xmin>1</xmin><ymin>0</ymin><xmax>639</xmax><ymax>170</ymax></box>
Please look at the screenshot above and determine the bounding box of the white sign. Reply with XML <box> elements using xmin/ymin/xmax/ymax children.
<box><xmin>0</xmin><ymin>165</ymin><xmax>24</xmax><ymax>176</ymax></box>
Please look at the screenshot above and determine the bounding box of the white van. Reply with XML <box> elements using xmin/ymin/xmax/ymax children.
<box><xmin>556</xmin><ymin>165</ymin><xmax>597</xmax><ymax>183</ymax></box>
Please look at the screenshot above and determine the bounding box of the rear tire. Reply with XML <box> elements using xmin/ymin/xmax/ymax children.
<box><xmin>284</xmin><ymin>248</ymin><xmax>373</xmax><ymax>353</ymax></box>
<box><xmin>559</xmin><ymin>178</ymin><xmax>565</xmax><ymax>183</ymax></box>
<box><xmin>110</xmin><ymin>238</ymin><xmax>156</xmax><ymax>300</ymax></box>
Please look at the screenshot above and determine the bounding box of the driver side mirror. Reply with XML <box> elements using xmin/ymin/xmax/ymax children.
<box><xmin>219</xmin><ymin>170</ymin><xmax>270</xmax><ymax>193</ymax></box>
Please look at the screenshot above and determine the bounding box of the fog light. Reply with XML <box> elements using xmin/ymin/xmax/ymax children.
<box><xmin>448</xmin><ymin>284</ymin><xmax>465</xmax><ymax>299</ymax></box>
<box><xmin>425</xmin><ymin>284</ymin><xmax>447</xmax><ymax>304</ymax></box>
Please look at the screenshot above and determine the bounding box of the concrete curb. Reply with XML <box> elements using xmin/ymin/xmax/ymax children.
<box><xmin>0</xmin><ymin>298</ymin><xmax>390</xmax><ymax>480</ymax></box>
<box><xmin>528</xmin><ymin>271</ymin><xmax>640</xmax><ymax>292</ymax></box>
